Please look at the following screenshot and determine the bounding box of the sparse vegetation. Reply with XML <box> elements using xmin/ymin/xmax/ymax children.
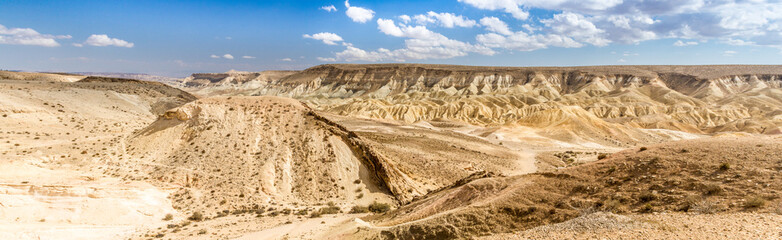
<box><xmin>368</xmin><ymin>202</ymin><xmax>391</xmax><ymax>213</ymax></box>
<box><xmin>719</xmin><ymin>162</ymin><xmax>731</xmax><ymax>171</ymax></box>
<box><xmin>163</xmin><ymin>213</ymin><xmax>173</xmax><ymax>221</ymax></box>
<box><xmin>744</xmin><ymin>196</ymin><xmax>766</xmax><ymax>209</ymax></box>
<box><xmin>350</xmin><ymin>205</ymin><xmax>369</xmax><ymax>213</ymax></box>
<box><xmin>597</xmin><ymin>153</ymin><xmax>608</xmax><ymax>160</ymax></box>
<box><xmin>704</xmin><ymin>183</ymin><xmax>723</xmax><ymax>195</ymax></box>
<box><xmin>187</xmin><ymin>211</ymin><xmax>203</xmax><ymax>221</ymax></box>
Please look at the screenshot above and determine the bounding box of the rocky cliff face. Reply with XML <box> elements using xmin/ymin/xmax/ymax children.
<box><xmin>241</xmin><ymin>64</ymin><xmax>781</xmax><ymax>137</ymax></box>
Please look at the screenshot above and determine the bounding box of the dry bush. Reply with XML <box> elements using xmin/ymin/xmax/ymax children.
<box><xmin>369</xmin><ymin>202</ymin><xmax>391</xmax><ymax>213</ymax></box>
<box><xmin>745</xmin><ymin>196</ymin><xmax>766</xmax><ymax>209</ymax></box>
<box><xmin>350</xmin><ymin>205</ymin><xmax>369</xmax><ymax>213</ymax></box>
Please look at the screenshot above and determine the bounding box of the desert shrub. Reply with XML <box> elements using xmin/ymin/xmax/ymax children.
<box><xmin>639</xmin><ymin>147</ymin><xmax>648</xmax><ymax>151</ymax></box>
<box><xmin>357</xmin><ymin>193</ymin><xmax>364</xmax><ymax>199</ymax></box>
<box><xmin>318</xmin><ymin>205</ymin><xmax>340</xmax><ymax>215</ymax></box>
<box><xmin>163</xmin><ymin>213</ymin><xmax>173</xmax><ymax>221</ymax></box>
<box><xmin>309</xmin><ymin>211</ymin><xmax>322</xmax><ymax>218</ymax></box>
<box><xmin>704</xmin><ymin>183</ymin><xmax>723</xmax><ymax>195</ymax></box>
<box><xmin>198</xmin><ymin>229</ymin><xmax>207</xmax><ymax>235</ymax></box>
<box><xmin>638</xmin><ymin>192</ymin><xmax>657</xmax><ymax>202</ymax></box>
<box><xmin>354</xmin><ymin>179</ymin><xmax>361</xmax><ymax>184</ymax></box>
<box><xmin>350</xmin><ymin>205</ymin><xmax>369</xmax><ymax>213</ymax></box>
<box><xmin>745</xmin><ymin>196</ymin><xmax>766</xmax><ymax>208</ymax></box>
<box><xmin>187</xmin><ymin>211</ymin><xmax>203</xmax><ymax>221</ymax></box>
<box><xmin>597</xmin><ymin>153</ymin><xmax>608</xmax><ymax>160</ymax></box>
<box><xmin>719</xmin><ymin>162</ymin><xmax>731</xmax><ymax>171</ymax></box>
<box><xmin>639</xmin><ymin>203</ymin><xmax>654</xmax><ymax>213</ymax></box>
<box><xmin>295</xmin><ymin>209</ymin><xmax>309</xmax><ymax>215</ymax></box>
<box><xmin>369</xmin><ymin>202</ymin><xmax>391</xmax><ymax>213</ymax></box>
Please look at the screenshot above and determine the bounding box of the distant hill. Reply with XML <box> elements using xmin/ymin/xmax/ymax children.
<box><xmin>72</xmin><ymin>72</ymin><xmax>181</xmax><ymax>85</ymax></box>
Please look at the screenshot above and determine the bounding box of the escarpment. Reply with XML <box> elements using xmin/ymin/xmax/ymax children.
<box><xmin>225</xmin><ymin>64</ymin><xmax>781</xmax><ymax>136</ymax></box>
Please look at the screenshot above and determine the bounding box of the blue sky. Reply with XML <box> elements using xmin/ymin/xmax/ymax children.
<box><xmin>1</xmin><ymin>0</ymin><xmax>780</xmax><ymax>77</ymax></box>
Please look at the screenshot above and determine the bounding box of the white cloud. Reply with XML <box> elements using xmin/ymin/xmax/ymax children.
<box><xmin>303</xmin><ymin>32</ymin><xmax>344</xmax><ymax>45</ymax></box>
<box><xmin>456</xmin><ymin>0</ymin><xmax>782</xmax><ymax>50</ymax></box>
<box><xmin>317</xmin><ymin>57</ymin><xmax>337</xmax><ymax>62</ymax></box>
<box><xmin>325</xmin><ymin>19</ymin><xmax>494</xmax><ymax>62</ymax></box>
<box><xmin>377</xmin><ymin>19</ymin><xmax>404</xmax><ymax>37</ymax></box>
<box><xmin>0</xmin><ymin>24</ymin><xmax>69</xmax><ymax>47</ymax></box>
<box><xmin>210</xmin><ymin>54</ymin><xmax>234</xmax><ymax>59</ymax></box>
<box><xmin>480</xmin><ymin>17</ymin><xmax>513</xmax><ymax>36</ymax></box>
<box><xmin>541</xmin><ymin>12</ymin><xmax>610</xmax><ymax>46</ymax></box>
<box><xmin>344</xmin><ymin>0</ymin><xmax>375</xmax><ymax>23</ymax></box>
<box><xmin>321</xmin><ymin>5</ymin><xmax>337</xmax><ymax>12</ymax></box>
<box><xmin>281</xmin><ymin>58</ymin><xmax>293</xmax><ymax>62</ymax></box>
<box><xmin>476</xmin><ymin>32</ymin><xmax>582</xmax><ymax>51</ymax></box>
<box><xmin>673</xmin><ymin>40</ymin><xmax>698</xmax><ymax>46</ymax></box>
<box><xmin>84</xmin><ymin>34</ymin><xmax>134</xmax><ymax>48</ymax></box>
<box><xmin>399</xmin><ymin>15</ymin><xmax>412</xmax><ymax>24</ymax></box>
<box><xmin>413</xmin><ymin>12</ymin><xmax>477</xmax><ymax>28</ymax></box>
<box><xmin>242</xmin><ymin>56</ymin><xmax>256</xmax><ymax>59</ymax></box>
<box><xmin>72</xmin><ymin>43</ymin><xmax>83</xmax><ymax>47</ymax></box>
<box><xmin>458</xmin><ymin>0</ymin><xmax>529</xmax><ymax>20</ymax></box>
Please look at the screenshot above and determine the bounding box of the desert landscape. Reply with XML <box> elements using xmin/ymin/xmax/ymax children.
<box><xmin>3</xmin><ymin>1</ymin><xmax>782</xmax><ymax>239</ymax></box>
<box><xmin>1</xmin><ymin>64</ymin><xmax>780</xmax><ymax>239</ymax></box>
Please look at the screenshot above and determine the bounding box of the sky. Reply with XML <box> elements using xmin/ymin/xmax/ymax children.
<box><xmin>1</xmin><ymin>0</ymin><xmax>781</xmax><ymax>77</ymax></box>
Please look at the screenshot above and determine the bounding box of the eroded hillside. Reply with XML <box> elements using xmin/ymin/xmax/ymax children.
<box><xmin>193</xmin><ymin>64</ymin><xmax>782</xmax><ymax>143</ymax></box>
<box><xmin>358</xmin><ymin>136</ymin><xmax>782</xmax><ymax>239</ymax></box>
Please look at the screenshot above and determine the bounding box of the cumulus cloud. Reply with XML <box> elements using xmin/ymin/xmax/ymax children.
<box><xmin>413</xmin><ymin>12</ymin><xmax>477</xmax><ymax>28</ymax></box>
<box><xmin>377</xmin><ymin>19</ymin><xmax>404</xmax><ymax>37</ymax></box>
<box><xmin>344</xmin><ymin>0</ymin><xmax>375</xmax><ymax>23</ymax></box>
<box><xmin>317</xmin><ymin>0</ymin><xmax>782</xmax><ymax>63</ymax></box>
<box><xmin>541</xmin><ymin>12</ymin><xmax>610</xmax><ymax>46</ymax></box>
<box><xmin>303</xmin><ymin>32</ymin><xmax>344</xmax><ymax>45</ymax></box>
<box><xmin>673</xmin><ymin>40</ymin><xmax>698</xmax><ymax>46</ymax></box>
<box><xmin>480</xmin><ymin>17</ymin><xmax>513</xmax><ymax>36</ymax></box>
<box><xmin>399</xmin><ymin>15</ymin><xmax>412</xmax><ymax>24</ymax></box>
<box><xmin>281</xmin><ymin>58</ymin><xmax>293</xmax><ymax>62</ymax></box>
<box><xmin>0</xmin><ymin>24</ymin><xmax>70</xmax><ymax>47</ymax></box>
<box><xmin>328</xmin><ymin>18</ymin><xmax>494</xmax><ymax>62</ymax></box>
<box><xmin>210</xmin><ymin>54</ymin><xmax>220</xmax><ymax>59</ymax></box>
<box><xmin>458</xmin><ymin>0</ymin><xmax>529</xmax><ymax>20</ymax></box>
<box><xmin>242</xmin><ymin>55</ymin><xmax>256</xmax><ymax>59</ymax></box>
<box><xmin>458</xmin><ymin>0</ymin><xmax>782</xmax><ymax>49</ymax></box>
<box><xmin>320</xmin><ymin>5</ymin><xmax>337</xmax><ymax>12</ymax></box>
<box><xmin>84</xmin><ymin>34</ymin><xmax>134</xmax><ymax>47</ymax></box>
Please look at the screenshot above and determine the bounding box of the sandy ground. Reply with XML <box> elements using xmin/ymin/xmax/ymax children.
<box><xmin>481</xmin><ymin>212</ymin><xmax>782</xmax><ymax>240</ymax></box>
